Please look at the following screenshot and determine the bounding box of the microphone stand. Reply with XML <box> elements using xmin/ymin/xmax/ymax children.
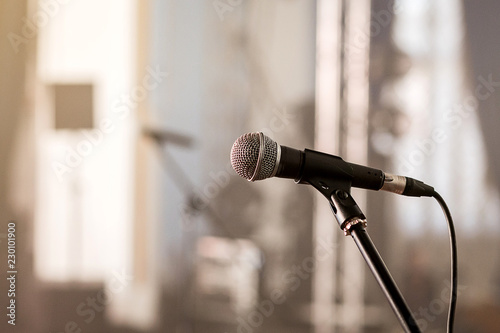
<box><xmin>324</xmin><ymin>187</ymin><xmax>421</xmax><ymax>333</ymax></box>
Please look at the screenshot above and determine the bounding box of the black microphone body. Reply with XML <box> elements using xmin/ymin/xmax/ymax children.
<box><xmin>276</xmin><ymin>146</ymin><xmax>384</xmax><ymax>192</ymax></box>
<box><xmin>230</xmin><ymin>132</ymin><xmax>434</xmax><ymax>197</ymax></box>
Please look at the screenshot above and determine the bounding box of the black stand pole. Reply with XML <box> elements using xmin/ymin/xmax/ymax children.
<box><xmin>329</xmin><ymin>189</ymin><xmax>421</xmax><ymax>333</ymax></box>
<box><xmin>350</xmin><ymin>225</ymin><xmax>420</xmax><ymax>332</ymax></box>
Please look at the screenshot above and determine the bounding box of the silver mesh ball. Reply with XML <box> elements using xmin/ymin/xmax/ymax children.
<box><xmin>230</xmin><ymin>132</ymin><xmax>278</xmax><ymax>181</ymax></box>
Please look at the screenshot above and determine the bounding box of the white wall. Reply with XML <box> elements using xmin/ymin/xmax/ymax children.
<box><xmin>35</xmin><ymin>0</ymin><xmax>136</xmax><ymax>285</ymax></box>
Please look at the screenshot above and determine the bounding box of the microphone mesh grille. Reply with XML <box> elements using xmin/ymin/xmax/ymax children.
<box><xmin>230</xmin><ymin>132</ymin><xmax>278</xmax><ymax>181</ymax></box>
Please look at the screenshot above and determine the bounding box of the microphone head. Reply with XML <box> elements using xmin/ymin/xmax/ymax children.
<box><xmin>230</xmin><ymin>132</ymin><xmax>280</xmax><ymax>181</ymax></box>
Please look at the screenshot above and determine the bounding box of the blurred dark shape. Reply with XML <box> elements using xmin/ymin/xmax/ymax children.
<box><xmin>194</xmin><ymin>236</ymin><xmax>260</xmax><ymax>317</ymax></box>
<box><xmin>209</xmin><ymin>176</ymin><xmax>263</xmax><ymax>238</ymax></box>
<box><xmin>53</xmin><ymin>84</ymin><xmax>94</xmax><ymax>130</ymax></box>
<box><xmin>463</xmin><ymin>0</ymin><xmax>500</xmax><ymax>192</ymax></box>
<box><xmin>143</xmin><ymin>126</ymin><xmax>194</xmax><ymax>148</ymax></box>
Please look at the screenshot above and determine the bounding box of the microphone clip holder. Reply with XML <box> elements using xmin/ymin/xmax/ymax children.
<box><xmin>329</xmin><ymin>189</ymin><xmax>367</xmax><ymax>234</ymax></box>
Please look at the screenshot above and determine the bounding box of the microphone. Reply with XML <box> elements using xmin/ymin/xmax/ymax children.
<box><xmin>230</xmin><ymin>132</ymin><xmax>434</xmax><ymax>197</ymax></box>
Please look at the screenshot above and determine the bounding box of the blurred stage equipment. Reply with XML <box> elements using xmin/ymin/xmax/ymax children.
<box><xmin>231</xmin><ymin>132</ymin><xmax>457</xmax><ymax>333</ymax></box>
<box><xmin>142</xmin><ymin>126</ymin><xmax>194</xmax><ymax>148</ymax></box>
<box><xmin>144</xmin><ymin>126</ymin><xmax>233</xmax><ymax>233</ymax></box>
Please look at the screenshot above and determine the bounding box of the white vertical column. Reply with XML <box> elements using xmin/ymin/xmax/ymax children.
<box><xmin>342</xmin><ymin>0</ymin><xmax>371</xmax><ymax>332</ymax></box>
<box><xmin>313</xmin><ymin>1</ymin><xmax>342</xmax><ymax>332</ymax></box>
<box><xmin>314</xmin><ymin>0</ymin><xmax>371</xmax><ymax>331</ymax></box>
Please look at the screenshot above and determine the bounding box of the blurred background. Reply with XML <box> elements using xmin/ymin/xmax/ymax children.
<box><xmin>1</xmin><ymin>0</ymin><xmax>500</xmax><ymax>332</ymax></box>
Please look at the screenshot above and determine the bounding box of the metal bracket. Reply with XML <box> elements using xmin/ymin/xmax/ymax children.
<box><xmin>329</xmin><ymin>190</ymin><xmax>366</xmax><ymax>232</ymax></box>
<box><xmin>342</xmin><ymin>217</ymin><xmax>367</xmax><ymax>236</ymax></box>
